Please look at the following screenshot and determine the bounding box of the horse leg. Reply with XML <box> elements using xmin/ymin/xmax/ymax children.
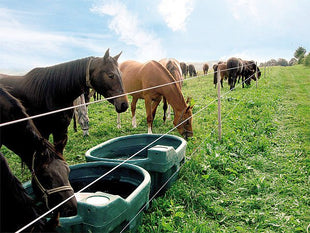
<box><xmin>144</xmin><ymin>98</ymin><xmax>153</xmax><ymax>134</ymax></box>
<box><xmin>117</xmin><ymin>113</ymin><xmax>121</xmax><ymax>129</ymax></box>
<box><xmin>73</xmin><ymin>110</ymin><xmax>77</xmax><ymax>132</ymax></box>
<box><xmin>53</xmin><ymin>129</ymin><xmax>68</xmax><ymax>155</ymax></box>
<box><xmin>131</xmin><ymin>96</ymin><xmax>138</xmax><ymax>128</ymax></box>
<box><xmin>162</xmin><ymin>97</ymin><xmax>167</xmax><ymax>123</ymax></box>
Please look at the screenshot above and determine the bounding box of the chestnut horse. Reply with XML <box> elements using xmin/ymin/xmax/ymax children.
<box><xmin>159</xmin><ymin>58</ymin><xmax>183</xmax><ymax>122</ymax></box>
<box><xmin>0</xmin><ymin>86</ymin><xmax>77</xmax><ymax>230</ymax></box>
<box><xmin>118</xmin><ymin>60</ymin><xmax>193</xmax><ymax>139</ymax></box>
<box><xmin>0</xmin><ymin>49</ymin><xmax>128</xmax><ymax>154</ymax></box>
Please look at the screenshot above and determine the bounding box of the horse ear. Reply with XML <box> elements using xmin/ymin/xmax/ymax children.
<box><xmin>186</xmin><ymin>97</ymin><xmax>195</xmax><ymax>108</ymax></box>
<box><xmin>103</xmin><ymin>48</ymin><xmax>110</xmax><ymax>61</ymax></box>
<box><xmin>114</xmin><ymin>51</ymin><xmax>122</xmax><ymax>61</ymax></box>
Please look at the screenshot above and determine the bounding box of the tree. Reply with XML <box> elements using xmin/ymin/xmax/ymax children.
<box><xmin>277</xmin><ymin>58</ymin><xmax>289</xmax><ymax>66</ymax></box>
<box><xmin>294</xmin><ymin>47</ymin><xmax>306</xmax><ymax>64</ymax></box>
<box><xmin>304</xmin><ymin>53</ymin><xmax>310</xmax><ymax>67</ymax></box>
<box><xmin>289</xmin><ymin>58</ymin><xmax>297</xmax><ymax>66</ymax></box>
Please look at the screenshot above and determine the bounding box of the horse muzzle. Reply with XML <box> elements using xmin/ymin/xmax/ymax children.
<box><xmin>114</xmin><ymin>98</ymin><xmax>129</xmax><ymax>113</ymax></box>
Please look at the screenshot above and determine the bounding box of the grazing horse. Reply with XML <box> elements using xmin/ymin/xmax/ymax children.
<box><xmin>213</xmin><ymin>62</ymin><xmax>228</xmax><ymax>88</ymax></box>
<box><xmin>238</xmin><ymin>60</ymin><xmax>261</xmax><ymax>87</ymax></box>
<box><xmin>0</xmin><ymin>154</ymin><xmax>59</xmax><ymax>232</ymax></box>
<box><xmin>73</xmin><ymin>94</ymin><xmax>89</xmax><ymax>136</ymax></box>
<box><xmin>203</xmin><ymin>63</ymin><xmax>209</xmax><ymax>75</ymax></box>
<box><xmin>0</xmin><ymin>86</ymin><xmax>77</xmax><ymax>219</ymax></box>
<box><xmin>118</xmin><ymin>60</ymin><xmax>193</xmax><ymax>139</ymax></box>
<box><xmin>188</xmin><ymin>64</ymin><xmax>197</xmax><ymax>77</ymax></box>
<box><xmin>0</xmin><ymin>49</ymin><xmax>128</xmax><ymax>154</ymax></box>
<box><xmin>227</xmin><ymin>57</ymin><xmax>243</xmax><ymax>90</ymax></box>
<box><xmin>180</xmin><ymin>62</ymin><xmax>188</xmax><ymax>78</ymax></box>
<box><xmin>159</xmin><ymin>58</ymin><xmax>183</xmax><ymax>122</ymax></box>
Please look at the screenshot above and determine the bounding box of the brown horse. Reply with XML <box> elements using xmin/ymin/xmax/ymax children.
<box><xmin>159</xmin><ymin>58</ymin><xmax>183</xmax><ymax>122</ymax></box>
<box><xmin>213</xmin><ymin>62</ymin><xmax>228</xmax><ymax>88</ymax></box>
<box><xmin>0</xmin><ymin>49</ymin><xmax>128</xmax><ymax>154</ymax></box>
<box><xmin>0</xmin><ymin>154</ymin><xmax>59</xmax><ymax>232</ymax></box>
<box><xmin>0</xmin><ymin>86</ymin><xmax>77</xmax><ymax>221</ymax></box>
<box><xmin>203</xmin><ymin>63</ymin><xmax>209</xmax><ymax>75</ymax></box>
<box><xmin>180</xmin><ymin>62</ymin><xmax>188</xmax><ymax>78</ymax></box>
<box><xmin>118</xmin><ymin>60</ymin><xmax>193</xmax><ymax>139</ymax></box>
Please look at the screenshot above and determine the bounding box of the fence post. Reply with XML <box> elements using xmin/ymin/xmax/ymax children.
<box><xmin>256</xmin><ymin>61</ymin><xmax>258</xmax><ymax>88</ymax></box>
<box><xmin>217</xmin><ymin>69</ymin><xmax>222</xmax><ymax>141</ymax></box>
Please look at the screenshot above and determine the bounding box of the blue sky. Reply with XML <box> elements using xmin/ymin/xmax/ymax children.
<box><xmin>0</xmin><ymin>0</ymin><xmax>309</xmax><ymax>73</ymax></box>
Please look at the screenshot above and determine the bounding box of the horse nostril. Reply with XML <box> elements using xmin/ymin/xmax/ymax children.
<box><xmin>121</xmin><ymin>102</ymin><xmax>128</xmax><ymax>111</ymax></box>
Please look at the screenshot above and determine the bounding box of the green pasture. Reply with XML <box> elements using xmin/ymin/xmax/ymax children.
<box><xmin>2</xmin><ymin>65</ymin><xmax>309</xmax><ymax>232</ymax></box>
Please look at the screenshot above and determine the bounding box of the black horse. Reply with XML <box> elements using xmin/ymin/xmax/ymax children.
<box><xmin>0</xmin><ymin>49</ymin><xmax>128</xmax><ymax>154</ymax></box>
<box><xmin>0</xmin><ymin>86</ymin><xmax>77</xmax><ymax>224</ymax></box>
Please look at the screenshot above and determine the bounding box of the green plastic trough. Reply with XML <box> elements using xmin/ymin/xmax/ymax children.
<box><xmin>85</xmin><ymin>134</ymin><xmax>187</xmax><ymax>196</ymax></box>
<box><xmin>24</xmin><ymin>161</ymin><xmax>150</xmax><ymax>233</ymax></box>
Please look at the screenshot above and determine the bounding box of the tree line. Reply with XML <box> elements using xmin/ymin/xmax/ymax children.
<box><xmin>260</xmin><ymin>46</ymin><xmax>310</xmax><ymax>67</ymax></box>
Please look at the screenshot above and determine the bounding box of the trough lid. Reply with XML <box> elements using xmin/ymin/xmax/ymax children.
<box><xmin>86</xmin><ymin>196</ymin><xmax>110</xmax><ymax>205</ymax></box>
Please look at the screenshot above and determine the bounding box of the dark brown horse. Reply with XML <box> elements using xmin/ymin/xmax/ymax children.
<box><xmin>227</xmin><ymin>57</ymin><xmax>243</xmax><ymax>90</ymax></box>
<box><xmin>0</xmin><ymin>86</ymin><xmax>77</xmax><ymax>223</ymax></box>
<box><xmin>159</xmin><ymin>58</ymin><xmax>183</xmax><ymax>122</ymax></box>
<box><xmin>188</xmin><ymin>64</ymin><xmax>197</xmax><ymax>77</ymax></box>
<box><xmin>0</xmin><ymin>154</ymin><xmax>59</xmax><ymax>232</ymax></box>
<box><xmin>0</xmin><ymin>49</ymin><xmax>128</xmax><ymax>154</ymax></box>
<box><xmin>203</xmin><ymin>63</ymin><xmax>209</xmax><ymax>75</ymax></box>
<box><xmin>118</xmin><ymin>60</ymin><xmax>193</xmax><ymax>139</ymax></box>
<box><xmin>180</xmin><ymin>62</ymin><xmax>188</xmax><ymax>78</ymax></box>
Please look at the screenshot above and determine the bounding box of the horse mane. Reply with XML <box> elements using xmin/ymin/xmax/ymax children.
<box><xmin>0</xmin><ymin>86</ymin><xmax>65</xmax><ymax>162</ymax></box>
<box><xmin>23</xmin><ymin>57</ymin><xmax>91</xmax><ymax>106</ymax></box>
<box><xmin>150</xmin><ymin>60</ymin><xmax>181</xmax><ymax>89</ymax></box>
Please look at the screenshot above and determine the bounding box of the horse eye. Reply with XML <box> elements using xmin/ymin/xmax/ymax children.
<box><xmin>108</xmin><ymin>74</ymin><xmax>114</xmax><ymax>79</ymax></box>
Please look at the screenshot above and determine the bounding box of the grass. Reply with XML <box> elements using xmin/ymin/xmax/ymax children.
<box><xmin>2</xmin><ymin>65</ymin><xmax>310</xmax><ymax>232</ymax></box>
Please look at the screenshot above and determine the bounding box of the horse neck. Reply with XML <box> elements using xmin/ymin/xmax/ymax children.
<box><xmin>160</xmin><ymin>77</ymin><xmax>187</xmax><ymax>113</ymax></box>
<box><xmin>24</xmin><ymin>57</ymin><xmax>90</xmax><ymax>106</ymax></box>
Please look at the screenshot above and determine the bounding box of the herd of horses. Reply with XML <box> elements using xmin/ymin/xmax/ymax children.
<box><xmin>0</xmin><ymin>49</ymin><xmax>259</xmax><ymax>231</ymax></box>
<box><xmin>213</xmin><ymin>57</ymin><xmax>261</xmax><ymax>90</ymax></box>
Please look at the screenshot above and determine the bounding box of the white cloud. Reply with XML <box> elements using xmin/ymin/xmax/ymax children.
<box><xmin>0</xmin><ymin>8</ymin><xmax>110</xmax><ymax>72</ymax></box>
<box><xmin>158</xmin><ymin>0</ymin><xmax>194</xmax><ymax>32</ymax></box>
<box><xmin>91</xmin><ymin>1</ymin><xmax>166</xmax><ymax>61</ymax></box>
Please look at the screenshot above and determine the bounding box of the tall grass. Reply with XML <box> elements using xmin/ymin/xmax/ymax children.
<box><xmin>2</xmin><ymin>65</ymin><xmax>309</xmax><ymax>232</ymax></box>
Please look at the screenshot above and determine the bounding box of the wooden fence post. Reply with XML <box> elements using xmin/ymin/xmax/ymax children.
<box><xmin>256</xmin><ymin>61</ymin><xmax>258</xmax><ymax>88</ymax></box>
<box><xmin>217</xmin><ymin>69</ymin><xmax>222</xmax><ymax>141</ymax></box>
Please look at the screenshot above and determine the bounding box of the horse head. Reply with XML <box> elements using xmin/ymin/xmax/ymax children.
<box><xmin>174</xmin><ymin>97</ymin><xmax>194</xmax><ymax>140</ymax></box>
<box><xmin>88</xmin><ymin>49</ymin><xmax>128</xmax><ymax>113</ymax></box>
<box><xmin>31</xmin><ymin>142</ymin><xmax>77</xmax><ymax>217</ymax></box>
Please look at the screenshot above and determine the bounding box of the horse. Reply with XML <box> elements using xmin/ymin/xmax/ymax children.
<box><xmin>0</xmin><ymin>86</ymin><xmax>77</xmax><ymax>221</ymax></box>
<box><xmin>213</xmin><ymin>62</ymin><xmax>228</xmax><ymax>88</ymax></box>
<box><xmin>237</xmin><ymin>60</ymin><xmax>261</xmax><ymax>88</ymax></box>
<box><xmin>227</xmin><ymin>57</ymin><xmax>243</xmax><ymax>90</ymax></box>
<box><xmin>188</xmin><ymin>64</ymin><xmax>197</xmax><ymax>77</ymax></box>
<box><xmin>159</xmin><ymin>58</ymin><xmax>183</xmax><ymax>122</ymax></box>
<box><xmin>73</xmin><ymin>93</ymin><xmax>90</xmax><ymax>136</ymax></box>
<box><xmin>203</xmin><ymin>63</ymin><xmax>209</xmax><ymax>75</ymax></box>
<box><xmin>0</xmin><ymin>49</ymin><xmax>128</xmax><ymax>154</ymax></box>
<box><xmin>117</xmin><ymin>60</ymin><xmax>193</xmax><ymax>139</ymax></box>
<box><xmin>180</xmin><ymin>62</ymin><xmax>188</xmax><ymax>78</ymax></box>
<box><xmin>0</xmin><ymin>154</ymin><xmax>59</xmax><ymax>232</ymax></box>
